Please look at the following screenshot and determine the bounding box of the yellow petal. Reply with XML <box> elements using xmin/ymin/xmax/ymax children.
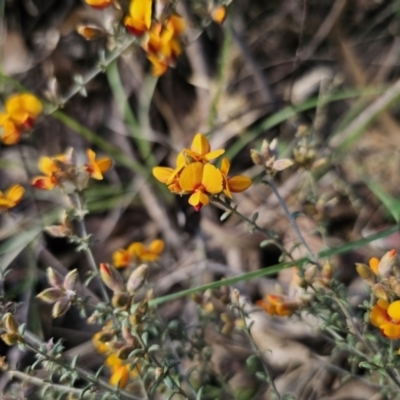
<box><xmin>106</xmin><ymin>353</ymin><xmax>122</xmax><ymax>369</ymax></box>
<box><xmin>125</xmin><ymin>0</ymin><xmax>152</xmax><ymax>36</ymax></box>
<box><xmin>370</xmin><ymin>304</ymin><xmax>389</xmax><ymax>328</ymax></box>
<box><xmin>128</xmin><ymin>242</ymin><xmax>145</xmax><ymax>257</ymax></box>
<box><xmin>179</xmin><ymin>162</ymin><xmax>203</xmax><ymax>191</ymax></box>
<box><xmin>6</xmin><ymin>93</ymin><xmax>42</xmax><ymax>123</ymax></box>
<box><xmin>211</xmin><ymin>5</ymin><xmax>227</xmax><ymax>24</ymax></box>
<box><xmin>39</xmin><ymin>157</ymin><xmax>58</xmax><ymax>176</ymax></box>
<box><xmin>227</xmin><ymin>176</ymin><xmax>252</xmax><ymax>193</ymax></box>
<box><xmin>5</xmin><ymin>185</ymin><xmax>24</xmax><ymax>204</ymax></box>
<box><xmin>84</xmin><ymin>0</ymin><xmax>112</xmax><ymax>9</ymax></box>
<box><xmin>204</xmin><ymin>149</ymin><xmax>225</xmax><ymax>161</ymax></box>
<box><xmin>188</xmin><ymin>190</ymin><xmax>209</xmax><ymax>207</ymax></box>
<box><xmin>86</xmin><ymin>149</ymin><xmax>96</xmax><ymax>165</ymax></box>
<box><xmin>166</xmin><ymin>14</ymin><xmax>185</xmax><ymax>36</ymax></box>
<box><xmin>110</xmin><ymin>365</ymin><xmax>129</xmax><ymax>388</ymax></box>
<box><xmin>32</xmin><ymin>176</ymin><xmax>56</xmax><ymax>190</ymax></box>
<box><xmin>0</xmin><ymin>119</ymin><xmax>21</xmax><ymax>145</ymax></box>
<box><xmin>220</xmin><ymin>158</ymin><xmax>230</xmax><ymax>177</ymax></box>
<box><xmin>191</xmin><ymin>133</ymin><xmax>210</xmax><ymax>156</ymax></box>
<box><xmin>202</xmin><ymin>164</ymin><xmax>223</xmax><ymax>194</ymax></box>
<box><xmin>388</xmin><ymin>300</ymin><xmax>400</xmax><ymax>322</ymax></box>
<box><xmin>0</xmin><ymin>198</ymin><xmax>15</xmax><ymax>209</ymax></box>
<box><xmin>153</xmin><ymin>166</ymin><xmax>174</xmax><ymax>183</ymax></box>
<box><xmin>149</xmin><ymin>239</ymin><xmax>164</xmax><ymax>254</ymax></box>
<box><xmin>147</xmin><ymin>54</ymin><xmax>169</xmax><ymax>77</ymax></box>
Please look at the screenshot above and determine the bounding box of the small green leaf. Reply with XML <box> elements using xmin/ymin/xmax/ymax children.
<box><xmin>220</xmin><ymin>211</ymin><xmax>232</xmax><ymax>222</ymax></box>
<box><xmin>196</xmin><ymin>386</ymin><xmax>204</xmax><ymax>400</ymax></box>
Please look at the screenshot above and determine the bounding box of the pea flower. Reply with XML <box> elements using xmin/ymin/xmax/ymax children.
<box><xmin>144</xmin><ymin>14</ymin><xmax>185</xmax><ymax>76</ymax></box>
<box><xmin>370</xmin><ymin>299</ymin><xmax>400</xmax><ymax>339</ymax></box>
<box><xmin>256</xmin><ymin>294</ymin><xmax>299</xmax><ymax>317</ymax></box>
<box><xmin>184</xmin><ymin>133</ymin><xmax>225</xmax><ymax>163</ymax></box>
<box><xmin>84</xmin><ymin>0</ymin><xmax>112</xmax><ymax>8</ymax></box>
<box><xmin>0</xmin><ymin>185</ymin><xmax>25</xmax><ymax>212</ymax></box>
<box><xmin>220</xmin><ymin>158</ymin><xmax>252</xmax><ymax>198</ymax></box>
<box><xmin>152</xmin><ymin>151</ymin><xmax>186</xmax><ymax>193</ymax></box>
<box><xmin>85</xmin><ymin>149</ymin><xmax>112</xmax><ymax>180</ymax></box>
<box><xmin>0</xmin><ymin>93</ymin><xmax>42</xmax><ymax>145</ymax></box>
<box><xmin>124</xmin><ymin>0</ymin><xmax>152</xmax><ymax>37</ymax></box>
<box><xmin>113</xmin><ymin>239</ymin><xmax>164</xmax><ymax>268</ymax></box>
<box><xmin>179</xmin><ymin>162</ymin><xmax>223</xmax><ymax>211</ymax></box>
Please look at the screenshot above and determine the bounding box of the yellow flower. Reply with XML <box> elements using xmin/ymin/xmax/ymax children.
<box><xmin>84</xmin><ymin>0</ymin><xmax>112</xmax><ymax>9</ymax></box>
<box><xmin>0</xmin><ymin>185</ymin><xmax>24</xmax><ymax>212</ymax></box>
<box><xmin>0</xmin><ymin>93</ymin><xmax>42</xmax><ymax>145</ymax></box>
<box><xmin>211</xmin><ymin>5</ymin><xmax>227</xmax><ymax>24</ymax></box>
<box><xmin>31</xmin><ymin>154</ymin><xmax>69</xmax><ymax>190</ymax></box>
<box><xmin>220</xmin><ymin>158</ymin><xmax>252</xmax><ymax>198</ymax></box>
<box><xmin>179</xmin><ymin>162</ymin><xmax>223</xmax><ymax>211</ymax></box>
<box><xmin>85</xmin><ymin>149</ymin><xmax>112</xmax><ymax>180</ymax></box>
<box><xmin>370</xmin><ymin>299</ymin><xmax>400</xmax><ymax>339</ymax></box>
<box><xmin>124</xmin><ymin>0</ymin><xmax>152</xmax><ymax>37</ymax></box>
<box><xmin>152</xmin><ymin>151</ymin><xmax>186</xmax><ymax>193</ymax></box>
<box><xmin>183</xmin><ymin>133</ymin><xmax>225</xmax><ymax>163</ymax></box>
<box><xmin>113</xmin><ymin>239</ymin><xmax>164</xmax><ymax>268</ymax></box>
<box><xmin>92</xmin><ymin>332</ymin><xmax>110</xmax><ymax>354</ymax></box>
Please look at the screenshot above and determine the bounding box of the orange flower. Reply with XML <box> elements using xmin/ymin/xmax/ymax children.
<box><xmin>257</xmin><ymin>294</ymin><xmax>298</xmax><ymax>316</ymax></box>
<box><xmin>85</xmin><ymin>149</ymin><xmax>112</xmax><ymax>180</ymax></box>
<box><xmin>184</xmin><ymin>133</ymin><xmax>225</xmax><ymax>163</ymax></box>
<box><xmin>124</xmin><ymin>0</ymin><xmax>152</xmax><ymax>36</ymax></box>
<box><xmin>0</xmin><ymin>185</ymin><xmax>24</xmax><ymax>212</ymax></box>
<box><xmin>31</xmin><ymin>154</ymin><xmax>69</xmax><ymax>190</ymax></box>
<box><xmin>370</xmin><ymin>299</ymin><xmax>400</xmax><ymax>339</ymax></box>
<box><xmin>0</xmin><ymin>93</ymin><xmax>42</xmax><ymax>145</ymax></box>
<box><xmin>220</xmin><ymin>158</ymin><xmax>252</xmax><ymax>198</ymax></box>
<box><xmin>211</xmin><ymin>5</ymin><xmax>227</xmax><ymax>24</ymax></box>
<box><xmin>179</xmin><ymin>162</ymin><xmax>223</xmax><ymax>211</ymax></box>
<box><xmin>84</xmin><ymin>0</ymin><xmax>112</xmax><ymax>9</ymax></box>
<box><xmin>152</xmin><ymin>151</ymin><xmax>186</xmax><ymax>193</ymax></box>
<box><xmin>113</xmin><ymin>239</ymin><xmax>164</xmax><ymax>268</ymax></box>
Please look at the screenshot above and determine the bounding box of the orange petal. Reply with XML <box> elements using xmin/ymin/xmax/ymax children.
<box><xmin>96</xmin><ymin>157</ymin><xmax>112</xmax><ymax>174</ymax></box>
<box><xmin>106</xmin><ymin>353</ymin><xmax>123</xmax><ymax>369</ymax></box>
<box><xmin>147</xmin><ymin>54</ymin><xmax>169</xmax><ymax>77</ymax></box>
<box><xmin>381</xmin><ymin>322</ymin><xmax>400</xmax><ymax>339</ymax></box>
<box><xmin>128</xmin><ymin>242</ymin><xmax>145</xmax><ymax>258</ymax></box>
<box><xmin>113</xmin><ymin>249</ymin><xmax>130</xmax><ymax>268</ymax></box>
<box><xmin>0</xmin><ymin>119</ymin><xmax>21</xmax><ymax>145</ymax></box>
<box><xmin>39</xmin><ymin>157</ymin><xmax>58</xmax><ymax>176</ymax></box>
<box><xmin>110</xmin><ymin>365</ymin><xmax>129</xmax><ymax>388</ymax></box>
<box><xmin>369</xmin><ymin>257</ymin><xmax>380</xmax><ymax>275</ymax></box>
<box><xmin>204</xmin><ymin>149</ymin><xmax>225</xmax><ymax>161</ymax></box>
<box><xmin>149</xmin><ymin>239</ymin><xmax>164</xmax><ymax>254</ymax></box>
<box><xmin>202</xmin><ymin>164</ymin><xmax>223</xmax><ymax>194</ymax></box>
<box><xmin>179</xmin><ymin>162</ymin><xmax>203</xmax><ymax>191</ymax></box>
<box><xmin>211</xmin><ymin>5</ymin><xmax>227</xmax><ymax>24</ymax></box>
<box><xmin>84</xmin><ymin>0</ymin><xmax>112</xmax><ymax>9</ymax></box>
<box><xmin>220</xmin><ymin>158</ymin><xmax>230</xmax><ymax>177</ymax></box>
<box><xmin>370</xmin><ymin>304</ymin><xmax>390</xmax><ymax>328</ymax></box>
<box><xmin>166</xmin><ymin>14</ymin><xmax>185</xmax><ymax>36</ymax></box>
<box><xmin>5</xmin><ymin>185</ymin><xmax>24</xmax><ymax>204</ymax></box>
<box><xmin>188</xmin><ymin>190</ymin><xmax>209</xmax><ymax>207</ymax></box>
<box><xmin>32</xmin><ymin>176</ymin><xmax>56</xmax><ymax>190</ymax></box>
<box><xmin>191</xmin><ymin>133</ymin><xmax>210</xmax><ymax>156</ymax></box>
<box><xmin>227</xmin><ymin>176</ymin><xmax>252</xmax><ymax>193</ymax></box>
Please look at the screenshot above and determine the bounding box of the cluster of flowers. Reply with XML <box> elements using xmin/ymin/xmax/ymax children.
<box><xmin>0</xmin><ymin>93</ymin><xmax>42</xmax><ymax>145</ymax></box>
<box><xmin>356</xmin><ymin>249</ymin><xmax>400</xmax><ymax>340</ymax></box>
<box><xmin>83</xmin><ymin>0</ymin><xmax>185</xmax><ymax>76</ymax></box>
<box><xmin>31</xmin><ymin>148</ymin><xmax>112</xmax><ymax>192</ymax></box>
<box><xmin>152</xmin><ymin>133</ymin><xmax>252</xmax><ymax>211</ymax></box>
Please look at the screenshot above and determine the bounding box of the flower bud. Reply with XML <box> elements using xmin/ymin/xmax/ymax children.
<box><xmin>3</xmin><ymin>313</ymin><xmax>18</xmax><ymax>333</ymax></box>
<box><xmin>322</xmin><ymin>262</ymin><xmax>333</xmax><ymax>282</ymax></box>
<box><xmin>305</xmin><ymin>265</ymin><xmax>317</xmax><ymax>282</ymax></box>
<box><xmin>1</xmin><ymin>332</ymin><xmax>21</xmax><ymax>346</ymax></box>
<box><xmin>135</xmin><ymin>299</ymin><xmax>149</xmax><ymax>317</ymax></box>
<box><xmin>126</xmin><ymin>264</ymin><xmax>148</xmax><ymax>294</ymax></box>
<box><xmin>372</xmin><ymin>283</ymin><xmax>389</xmax><ymax>301</ymax></box>
<box><xmin>355</xmin><ymin>263</ymin><xmax>375</xmax><ymax>284</ymax></box>
<box><xmin>250</xmin><ymin>149</ymin><xmax>264</xmax><ymax>166</ymax></box>
<box><xmin>99</xmin><ymin>263</ymin><xmax>125</xmax><ymax>293</ymax></box>
<box><xmin>221</xmin><ymin>322</ymin><xmax>235</xmax><ymax>335</ymax></box>
<box><xmin>378</xmin><ymin>249</ymin><xmax>397</xmax><ymax>277</ymax></box>
<box><xmin>112</xmin><ymin>293</ymin><xmax>131</xmax><ymax>309</ymax></box>
<box><xmin>272</xmin><ymin>158</ymin><xmax>293</xmax><ymax>172</ymax></box>
<box><xmin>76</xmin><ymin>25</ymin><xmax>106</xmax><ymax>40</ymax></box>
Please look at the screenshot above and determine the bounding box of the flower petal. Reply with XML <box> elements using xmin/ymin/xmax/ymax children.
<box><xmin>149</xmin><ymin>239</ymin><xmax>164</xmax><ymax>254</ymax></box>
<box><xmin>220</xmin><ymin>158</ymin><xmax>230</xmax><ymax>177</ymax></box>
<box><xmin>369</xmin><ymin>257</ymin><xmax>380</xmax><ymax>275</ymax></box>
<box><xmin>32</xmin><ymin>176</ymin><xmax>56</xmax><ymax>190</ymax></box>
<box><xmin>110</xmin><ymin>365</ymin><xmax>129</xmax><ymax>388</ymax></box>
<box><xmin>39</xmin><ymin>157</ymin><xmax>58</xmax><ymax>176</ymax></box>
<box><xmin>202</xmin><ymin>164</ymin><xmax>223</xmax><ymax>194</ymax></box>
<box><xmin>5</xmin><ymin>185</ymin><xmax>24</xmax><ymax>204</ymax></box>
<box><xmin>227</xmin><ymin>176</ymin><xmax>252</xmax><ymax>193</ymax></box>
<box><xmin>204</xmin><ymin>149</ymin><xmax>225</xmax><ymax>161</ymax></box>
<box><xmin>113</xmin><ymin>249</ymin><xmax>130</xmax><ymax>268</ymax></box>
<box><xmin>191</xmin><ymin>133</ymin><xmax>210</xmax><ymax>156</ymax></box>
<box><xmin>381</xmin><ymin>322</ymin><xmax>400</xmax><ymax>339</ymax></box>
<box><xmin>388</xmin><ymin>300</ymin><xmax>400</xmax><ymax>322</ymax></box>
<box><xmin>6</xmin><ymin>93</ymin><xmax>42</xmax><ymax>123</ymax></box>
<box><xmin>128</xmin><ymin>242</ymin><xmax>145</xmax><ymax>258</ymax></box>
<box><xmin>152</xmin><ymin>166</ymin><xmax>174</xmax><ymax>183</ymax></box>
<box><xmin>179</xmin><ymin>162</ymin><xmax>203</xmax><ymax>191</ymax></box>
<box><xmin>96</xmin><ymin>158</ymin><xmax>113</xmax><ymax>174</ymax></box>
